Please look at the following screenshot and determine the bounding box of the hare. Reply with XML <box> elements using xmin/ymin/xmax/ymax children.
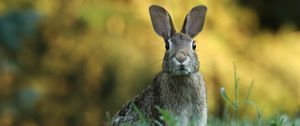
<box><xmin>112</xmin><ymin>5</ymin><xmax>208</xmax><ymax>126</ymax></box>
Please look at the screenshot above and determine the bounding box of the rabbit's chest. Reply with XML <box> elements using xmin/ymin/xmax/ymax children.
<box><xmin>158</xmin><ymin>73</ymin><xmax>207</xmax><ymax>125</ymax></box>
<box><xmin>161</xmin><ymin>85</ymin><xmax>202</xmax><ymax>122</ymax></box>
<box><xmin>164</xmin><ymin>100</ymin><xmax>201</xmax><ymax>126</ymax></box>
<box><xmin>161</xmin><ymin>79</ymin><xmax>203</xmax><ymax>109</ymax></box>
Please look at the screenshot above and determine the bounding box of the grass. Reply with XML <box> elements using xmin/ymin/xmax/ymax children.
<box><xmin>108</xmin><ymin>66</ymin><xmax>300</xmax><ymax>126</ymax></box>
<box><xmin>217</xmin><ymin>65</ymin><xmax>300</xmax><ymax>126</ymax></box>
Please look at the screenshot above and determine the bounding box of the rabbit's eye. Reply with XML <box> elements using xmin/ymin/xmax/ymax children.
<box><xmin>165</xmin><ymin>42</ymin><xmax>170</xmax><ymax>50</ymax></box>
<box><xmin>192</xmin><ymin>41</ymin><xmax>196</xmax><ymax>50</ymax></box>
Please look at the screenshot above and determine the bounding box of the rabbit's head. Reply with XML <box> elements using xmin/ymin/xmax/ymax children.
<box><xmin>149</xmin><ymin>5</ymin><xmax>207</xmax><ymax>76</ymax></box>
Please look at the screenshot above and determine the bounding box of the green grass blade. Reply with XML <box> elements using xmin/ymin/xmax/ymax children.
<box><xmin>245</xmin><ymin>80</ymin><xmax>254</xmax><ymax>101</ymax></box>
<box><xmin>220</xmin><ymin>87</ymin><xmax>238</xmax><ymax>110</ymax></box>
<box><xmin>233</xmin><ymin>64</ymin><xmax>239</xmax><ymax>108</ymax></box>
<box><xmin>132</xmin><ymin>103</ymin><xmax>149</xmax><ymax>125</ymax></box>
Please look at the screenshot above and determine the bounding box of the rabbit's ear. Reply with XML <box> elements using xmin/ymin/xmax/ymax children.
<box><xmin>181</xmin><ymin>5</ymin><xmax>207</xmax><ymax>38</ymax></box>
<box><xmin>149</xmin><ymin>5</ymin><xmax>176</xmax><ymax>40</ymax></box>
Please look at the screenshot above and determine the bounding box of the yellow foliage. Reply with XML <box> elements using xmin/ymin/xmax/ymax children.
<box><xmin>0</xmin><ymin>0</ymin><xmax>299</xmax><ymax>124</ymax></box>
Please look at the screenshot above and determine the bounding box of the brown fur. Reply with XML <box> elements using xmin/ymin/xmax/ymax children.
<box><xmin>112</xmin><ymin>5</ymin><xmax>208</xmax><ymax>126</ymax></box>
<box><xmin>112</xmin><ymin>72</ymin><xmax>207</xmax><ymax>126</ymax></box>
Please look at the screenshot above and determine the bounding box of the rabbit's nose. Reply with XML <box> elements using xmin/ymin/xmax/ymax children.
<box><xmin>175</xmin><ymin>52</ymin><xmax>188</xmax><ymax>64</ymax></box>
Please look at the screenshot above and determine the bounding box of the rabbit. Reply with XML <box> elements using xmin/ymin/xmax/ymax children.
<box><xmin>112</xmin><ymin>5</ymin><xmax>208</xmax><ymax>126</ymax></box>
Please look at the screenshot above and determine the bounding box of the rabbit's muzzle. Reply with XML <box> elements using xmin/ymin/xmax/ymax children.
<box><xmin>174</xmin><ymin>51</ymin><xmax>189</xmax><ymax>64</ymax></box>
<box><xmin>170</xmin><ymin>51</ymin><xmax>194</xmax><ymax>75</ymax></box>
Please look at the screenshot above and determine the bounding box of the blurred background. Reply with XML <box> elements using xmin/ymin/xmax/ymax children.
<box><xmin>0</xmin><ymin>0</ymin><xmax>300</xmax><ymax>125</ymax></box>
